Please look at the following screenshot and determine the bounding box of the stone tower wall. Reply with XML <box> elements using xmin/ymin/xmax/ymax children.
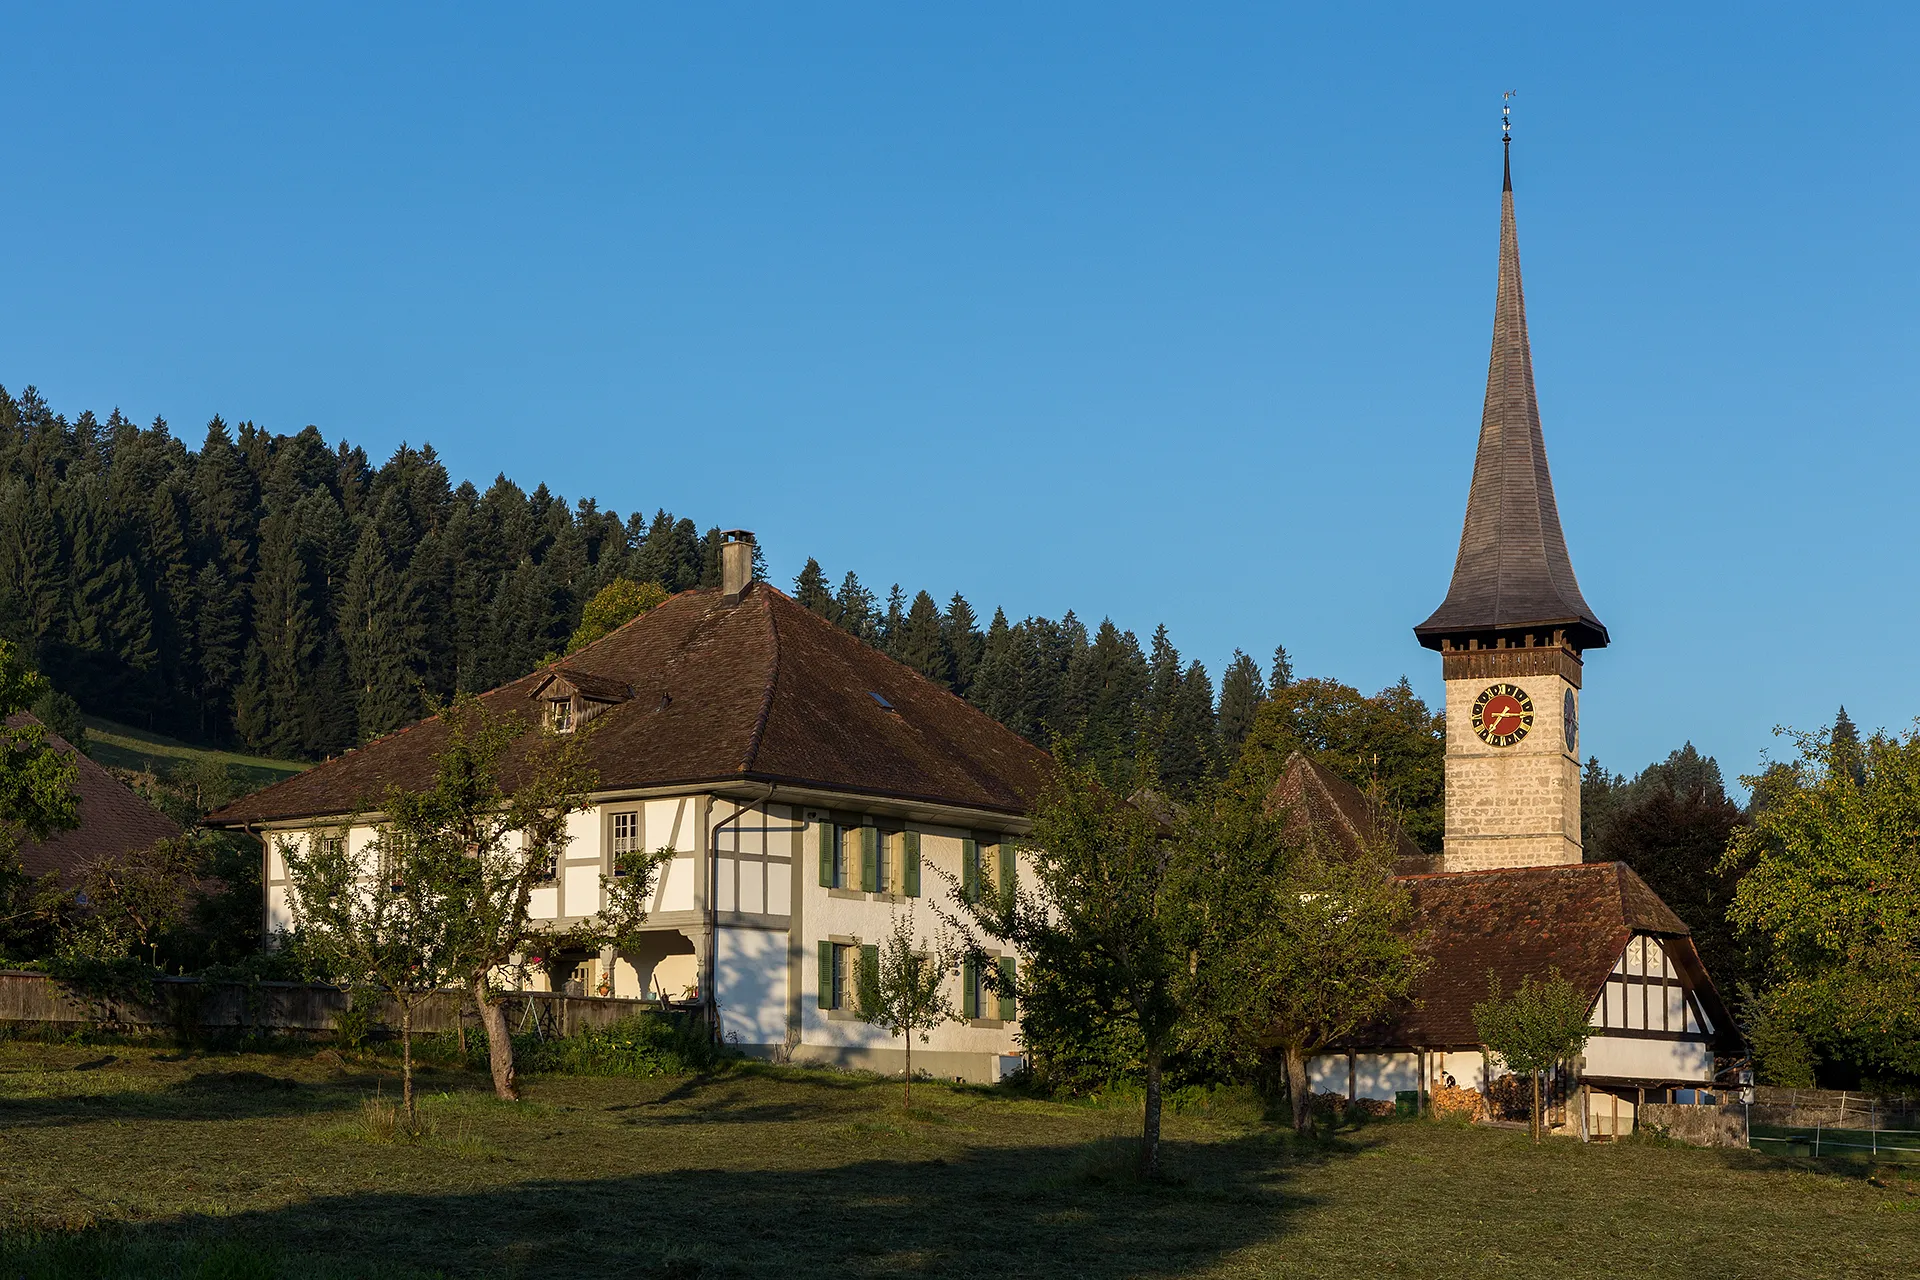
<box><xmin>1442</xmin><ymin>659</ymin><xmax>1583</xmax><ymax>872</ymax></box>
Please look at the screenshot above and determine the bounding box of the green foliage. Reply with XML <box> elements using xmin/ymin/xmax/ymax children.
<box><xmin>519</xmin><ymin>1011</ymin><xmax>721</xmax><ymax>1077</ymax></box>
<box><xmin>949</xmin><ymin>752</ymin><xmax>1185</xmax><ymax>1177</ymax></box>
<box><xmin>1230</xmin><ymin>675</ymin><xmax>1445</xmax><ymax>853</ymax></box>
<box><xmin>856</xmin><ymin>909</ymin><xmax>962</xmax><ymax>1106</ymax></box>
<box><xmin>28</xmin><ymin>686</ymin><xmax>86</xmax><ymax>752</ymax></box>
<box><xmin>566</xmin><ymin>577</ymin><xmax>669</xmax><ymax>653</ymax></box>
<box><xmin>1187</xmin><ymin>782</ymin><xmax>1425</xmax><ymax>1132</ymax></box>
<box><xmin>0</xmin><ymin>640</ymin><xmax>81</xmax><ymax>845</ymax></box>
<box><xmin>1472</xmin><ymin>967</ymin><xmax>1594</xmax><ymax>1141</ymax></box>
<box><xmin>1583</xmin><ymin>744</ymin><xmax>1749</xmax><ymax>992</ymax></box>
<box><xmin>1217</xmin><ymin>649</ymin><xmax>1266</xmax><ymax>755</ymax></box>
<box><xmin>1727</xmin><ymin>721</ymin><xmax>1920</xmax><ymax>1088</ymax></box>
<box><xmin>332</xmin><ymin>991</ymin><xmax>384</xmax><ymax>1051</ymax></box>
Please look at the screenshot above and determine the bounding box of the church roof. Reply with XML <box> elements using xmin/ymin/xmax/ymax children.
<box><xmin>4</xmin><ymin>714</ymin><xmax>181</xmax><ymax>888</ymax></box>
<box><xmin>208</xmin><ymin>583</ymin><xmax>1054</xmax><ymax>827</ymax></box>
<box><xmin>1415</xmin><ymin>145</ymin><xmax>1608</xmax><ymax>652</ymax></box>
<box><xmin>1360</xmin><ymin>861</ymin><xmax>1734</xmax><ymax>1050</ymax></box>
<box><xmin>1264</xmin><ymin>752</ymin><xmax>1437</xmax><ymax>876</ymax></box>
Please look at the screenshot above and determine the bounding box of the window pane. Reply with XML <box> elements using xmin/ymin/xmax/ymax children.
<box><xmin>874</xmin><ymin>831</ymin><xmax>890</xmax><ymax>894</ymax></box>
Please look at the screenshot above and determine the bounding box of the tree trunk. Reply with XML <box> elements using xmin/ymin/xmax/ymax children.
<box><xmin>1531</xmin><ymin>1069</ymin><xmax>1542</xmax><ymax>1144</ymax></box>
<box><xmin>904</xmin><ymin>1032</ymin><xmax>912</xmax><ymax>1112</ymax></box>
<box><xmin>1286</xmin><ymin>1045</ymin><xmax>1313</xmax><ymax>1136</ymax></box>
<box><xmin>473</xmin><ymin>975</ymin><xmax>518</xmax><ymax>1101</ymax></box>
<box><xmin>1141</xmin><ymin>1046</ymin><xmax>1164</xmax><ymax>1181</ymax></box>
<box><xmin>400</xmin><ymin>1001</ymin><xmax>415</xmax><ymax>1128</ymax></box>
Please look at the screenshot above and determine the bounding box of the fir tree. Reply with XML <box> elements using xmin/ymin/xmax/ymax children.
<box><xmin>1832</xmin><ymin>705</ymin><xmax>1867</xmax><ymax>787</ymax></box>
<box><xmin>244</xmin><ymin>511</ymin><xmax>325</xmax><ymax>756</ymax></box>
<box><xmin>338</xmin><ymin>524</ymin><xmax>428</xmax><ymax>740</ymax></box>
<box><xmin>895</xmin><ymin>590</ymin><xmax>951</xmax><ymax>689</ymax></box>
<box><xmin>1217</xmin><ymin>649</ymin><xmax>1265</xmax><ymax>754</ymax></box>
<box><xmin>1270</xmin><ymin>643</ymin><xmax>1294</xmax><ymax>692</ymax></box>
<box><xmin>793</xmin><ymin>558</ymin><xmax>833</xmax><ymax>615</ymax></box>
<box><xmin>833</xmin><ymin>572</ymin><xmax>878</xmax><ymax>643</ymax></box>
<box><xmin>880</xmin><ymin>584</ymin><xmax>907</xmax><ymax>656</ymax></box>
<box><xmin>942</xmin><ymin>593</ymin><xmax>984</xmax><ymax>697</ymax></box>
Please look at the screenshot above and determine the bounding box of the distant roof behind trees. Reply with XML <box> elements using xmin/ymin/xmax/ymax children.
<box><xmin>4</xmin><ymin>714</ymin><xmax>180</xmax><ymax>888</ymax></box>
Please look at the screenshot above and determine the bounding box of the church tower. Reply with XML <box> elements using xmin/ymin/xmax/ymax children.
<box><xmin>1414</xmin><ymin>126</ymin><xmax>1608</xmax><ymax>873</ymax></box>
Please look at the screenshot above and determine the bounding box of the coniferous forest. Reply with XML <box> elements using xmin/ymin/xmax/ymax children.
<box><xmin>3</xmin><ymin>383</ymin><xmax>1435</xmax><ymax>810</ymax></box>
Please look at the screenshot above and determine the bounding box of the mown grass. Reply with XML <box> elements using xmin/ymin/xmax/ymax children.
<box><xmin>0</xmin><ymin>1041</ymin><xmax>1916</xmax><ymax>1278</ymax></box>
<box><xmin>81</xmin><ymin>717</ymin><xmax>308</xmax><ymax>789</ymax></box>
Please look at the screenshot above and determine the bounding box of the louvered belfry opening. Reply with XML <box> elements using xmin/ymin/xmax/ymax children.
<box><xmin>1414</xmin><ymin>143</ymin><xmax>1607</xmax><ymax>658</ymax></box>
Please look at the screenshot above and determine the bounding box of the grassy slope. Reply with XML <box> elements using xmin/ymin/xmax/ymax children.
<box><xmin>81</xmin><ymin>717</ymin><xmax>308</xmax><ymax>789</ymax></box>
<box><xmin>0</xmin><ymin>1044</ymin><xmax>1915</xmax><ymax>1279</ymax></box>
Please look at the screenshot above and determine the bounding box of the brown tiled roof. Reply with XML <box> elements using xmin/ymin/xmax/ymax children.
<box><xmin>1357</xmin><ymin>861</ymin><xmax>1733</xmax><ymax>1049</ymax></box>
<box><xmin>1415</xmin><ymin>146</ymin><xmax>1607</xmax><ymax>653</ymax></box>
<box><xmin>1264</xmin><ymin>752</ymin><xmax>1438</xmax><ymax>876</ymax></box>
<box><xmin>4</xmin><ymin>715</ymin><xmax>181</xmax><ymax>887</ymax></box>
<box><xmin>208</xmin><ymin>584</ymin><xmax>1055</xmax><ymax>826</ymax></box>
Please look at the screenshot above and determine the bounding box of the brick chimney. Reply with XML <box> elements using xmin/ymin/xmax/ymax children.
<box><xmin>720</xmin><ymin>530</ymin><xmax>755</xmax><ymax>605</ymax></box>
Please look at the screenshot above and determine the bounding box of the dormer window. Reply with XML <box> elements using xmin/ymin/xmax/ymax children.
<box><xmin>529</xmin><ymin>666</ymin><xmax>632</xmax><ymax>734</ymax></box>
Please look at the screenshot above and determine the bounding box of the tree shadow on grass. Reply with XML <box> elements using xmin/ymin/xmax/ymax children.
<box><xmin>0</xmin><ymin>1063</ymin><xmax>506</xmax><ymax>1130</ymax></box>
<box><xmin>3</xmin><ymin>1130</ymin><xmax>1326</xmax><ymax>1279</ymax></box>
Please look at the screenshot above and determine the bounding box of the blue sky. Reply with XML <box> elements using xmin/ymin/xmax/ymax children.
<box><xmin>3</xmin><ymin>4</ymin><xmax>1915</xmax><ymax>789</ymax></box>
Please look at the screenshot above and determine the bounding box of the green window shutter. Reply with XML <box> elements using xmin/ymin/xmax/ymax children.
<box><xmin>961</xmin><ymin>838</ymin><xmax>978</xmax><ymax>902</ymax></box>
<box><xmin>860</xmin><ymin>825</ymin><xmax>878</xmax><ymax>892</ymax></box>
<box><xmin>998</xmin><ymin>955</ymin><xmax>1017</xmax><ymax>1021</ymax></box>
<box><xmin>997</xmin><ymin>842</ymin><xmax>1015</xmax><ymax>902</ymax></box>
<box><xmin>818</xmin><ymin>822</ymin><xmax>836</xmax><ymax>888</ymax></box>
<box><xmin>902</xmin><ymin>831</ymin><xmax>921</xmax><ymax>897</ymax></box>
<box><xmin>817</xmin><ymin>941</ymin><xmax>835</xmax><ymax>1009</ymax></box>
<box><xmin>860</xmin><ymin>944</ymin><xmax>879</xmax><ymax>1011</ymax></box>
<box><xmin>961</xmin><ymin>957</ymin><xmax>976</xmax><ymax>1019</ymax></box>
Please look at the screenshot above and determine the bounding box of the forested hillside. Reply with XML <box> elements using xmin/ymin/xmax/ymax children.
<box><xmin>0</xmin><ymin>383</ymin><xmax>1436</xmax><ymax>811</ymax></box>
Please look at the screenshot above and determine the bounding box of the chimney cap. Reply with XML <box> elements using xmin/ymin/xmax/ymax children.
<box><xmin>721</xmin><ymin>529</ymin><xmax>756</xmax><ymax>543</ymax></box>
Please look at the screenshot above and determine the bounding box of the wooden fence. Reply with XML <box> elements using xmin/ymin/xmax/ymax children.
<box><xmin>0</xmin><ymin>969</ymin><xmax>664</xmax><ymax>1040</ymax></box>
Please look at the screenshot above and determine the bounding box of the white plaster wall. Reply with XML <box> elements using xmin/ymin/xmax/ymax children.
<box><xmin>644</xmin><ymin>796</ymin><xmax>700</xmax><ymax>913</ymax></box>
<box><xmin>1582</xmin><ymin>1035</ymin><xmax>1713</xmax><ymax>1083</ymax></box>
<box><xmin>1437</xmin><ymin>1050</ymin><xmax>1488</xmax><ymax>1092</ymax></box>
<box><xmin>797</xmin><ymin>817</ymin><xmax>1025</xmax><ymax>1061</ymax></box>
<box><xmin>711</xmin><ymin>802</ymin><xmax>798</xmax><ymax>918</ymax></box>
<box><xmin>716</xmin><ymin>926</ymin><xmax>787</xmax><ymax>1045</ymax></box>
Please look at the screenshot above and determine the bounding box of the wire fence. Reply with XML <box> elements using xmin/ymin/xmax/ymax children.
<box><xmin>1747</xmin><ymin>1125</ymin><xmax>1920</xmax><ymax>1162</ymax></box>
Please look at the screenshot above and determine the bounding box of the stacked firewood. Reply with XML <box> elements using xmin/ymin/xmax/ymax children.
<box><xmin>1428</xmin><ymin>1082</ymin><xmax>1490</xmax><ymax>1121</ymax></box>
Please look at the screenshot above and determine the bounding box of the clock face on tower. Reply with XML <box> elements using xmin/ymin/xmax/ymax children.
<box><xmin>1471</xmin><ymin>683</ymin><xmax>1534</xmax><ymax>747</ymax></box>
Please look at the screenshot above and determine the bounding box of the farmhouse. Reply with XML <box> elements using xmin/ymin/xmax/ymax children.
<box><xmin>210</xmin><ymin>538</ymin><xmax>1052</xmax><ymax>1083</ymax></box>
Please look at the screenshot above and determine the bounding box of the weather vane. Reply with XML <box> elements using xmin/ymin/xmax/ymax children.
<box><xmin>1502</xmin><ymin>90</ymin><xmax>1516</xmax><ymax>143</ymax></box>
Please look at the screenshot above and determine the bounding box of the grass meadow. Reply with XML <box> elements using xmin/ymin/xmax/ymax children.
<box><xmin>0</xmin><ymin>1040</ymin><xmax>1915</xmax><ymax>1279</ymax></box>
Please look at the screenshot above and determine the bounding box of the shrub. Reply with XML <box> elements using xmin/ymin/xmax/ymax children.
<box><xmin>332</xmin><ymin>992</ymin><xmax>383</xmax><ymax>1051</ymax></box>
<box><xmin>520</xmin><ymin>1012</ymin><xmax>722</xmax><ymax>1077</ymax></box>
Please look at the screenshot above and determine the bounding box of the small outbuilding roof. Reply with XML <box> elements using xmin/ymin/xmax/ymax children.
<box><xmin>209</xmin><ymin>583</ymin><xmax>1055</xmax><ymax>827</ymax></box>
<box><xmin>1264</xmin><ymin>751</ymin><xmax>1438</xmax><ymax>876</ymax></box>
<box><xmin>4</xmin><ymin>714</ymin><xmax>181</xmax><ymax>887</ymax></box>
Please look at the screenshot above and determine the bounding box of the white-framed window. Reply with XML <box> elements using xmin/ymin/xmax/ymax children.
<box><xmin>834</xmin><ymin>826</ymin><xmax>856</xmax><ymax>888</ymax></box>
<box><xmin>548</xmin><ymin>698</ymin><xmax>574</xmax><ymax>732</ymax></box>
<box><xmin>873</xmin><ymin>829</ymin><xmax>892</xmax><ymax>895</ymax></box>
<box><xmin>611</xmin><ymin>810</ymin><xmax>639</xmax><ymax>872</ymax></box>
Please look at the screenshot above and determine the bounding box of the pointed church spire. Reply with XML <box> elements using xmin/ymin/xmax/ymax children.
<box><xmin>1415</xmin><ymin>128</ymin><xmax>1608</xmax><ymax>653</ymax></box>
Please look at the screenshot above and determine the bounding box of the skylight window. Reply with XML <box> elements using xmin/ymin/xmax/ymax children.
<box><xmin>868</xmin><ymin>692</ymin><xmax>895</xmax><ymax>711</ymax></box>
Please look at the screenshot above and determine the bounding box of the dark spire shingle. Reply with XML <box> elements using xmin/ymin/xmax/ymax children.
<box><xmin>1415</xmin><ymin>146</ymin><xmax>1607</xmax><ymax>653</ymax></box>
